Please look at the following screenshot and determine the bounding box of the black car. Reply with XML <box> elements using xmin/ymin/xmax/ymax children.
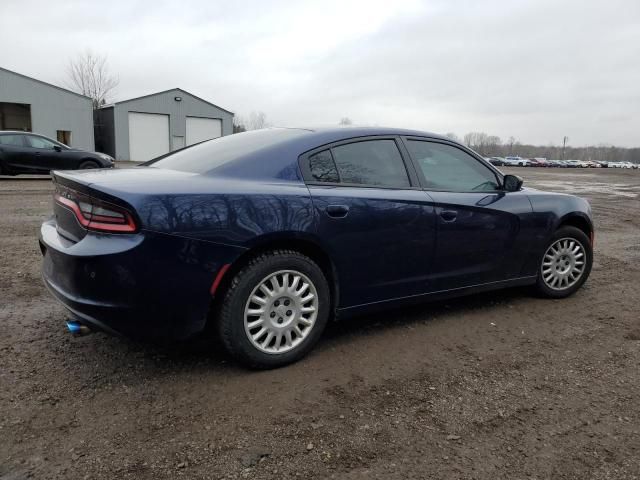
<box><xmin>487</xmin><ymin>157</ymin><xmax>506</xmax><ymax>166</ymax></box>
<box><xmin>0</xmin><ymin>131</ymin><xmax>114</xmax><ymax>175</ymax></box>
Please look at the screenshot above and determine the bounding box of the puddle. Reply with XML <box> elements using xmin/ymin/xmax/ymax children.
<box><xmin>533</xmin><ymin>181</ymin><xmax>640</xmax><ymax>198</ymax></box>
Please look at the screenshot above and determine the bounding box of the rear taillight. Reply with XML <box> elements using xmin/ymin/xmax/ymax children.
<box><xmin>54</xmin><ymin>190</ymin><xmax>137</xmax><ymax>233</ymax></box>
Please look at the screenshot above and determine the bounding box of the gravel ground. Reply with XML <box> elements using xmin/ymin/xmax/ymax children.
<box><xmin>1</xmin><ymin>167</ymin><xmax>639</xmax><ymax>479</ymax></box>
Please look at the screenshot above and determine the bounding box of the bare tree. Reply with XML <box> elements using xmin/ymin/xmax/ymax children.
<box><xmin>463</xmin><ymin>132</ymin><xmax>474</xmax><ymax>148</ymax></box>
<box><xmin>233</xmin><ymin>116</ymin><xmax>247</xmax><ymax>133</ymax></box>
<box><xmin>444</xmin><ymin>132</ymin><xmax>460</xmax><ymax>142</ymax></box>
<box><xmin>486</xmin><ymin>135</ymin><xmax>502</xmax><ymax>154</ymax></box>
<box><xmin>339</xmin><ymin>117</ymin><xmax>353</xmax><ymax>126</ymax></box>
<box><xmin>66</xmin><ymin>51</ymin><xmax>119</xmax><ymax>109</ymax></box>
<box><xmin>246</xmin><ymin>111</ymin><xmax>269</xmax><ymax>130</ymax></box>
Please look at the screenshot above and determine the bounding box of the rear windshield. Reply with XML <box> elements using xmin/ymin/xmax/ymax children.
<box><xmin>146</xmin><ymin>128</ymin><xmax>309</xmax><ymax>174</ymax></box>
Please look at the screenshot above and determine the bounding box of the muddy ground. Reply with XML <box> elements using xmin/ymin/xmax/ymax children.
<box><xmin>1</xmin><ymin>167</ymin><xmax>639</xmax><ymax>479</ymax></box>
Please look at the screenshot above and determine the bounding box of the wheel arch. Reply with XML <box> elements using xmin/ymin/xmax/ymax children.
<box><xmin>211</xmin><ymin>234</ymin><xmax>340</xmax><ymax>318</ymax></box>
<box><xmin>79</xmin><ymin>158</ymin><xmax>100</xmax><ymax>167</ymax></box>
<box><xmin>558</xmin><ymin>213</ymin><xmax>593</xmax><ymax>242</ymax></box>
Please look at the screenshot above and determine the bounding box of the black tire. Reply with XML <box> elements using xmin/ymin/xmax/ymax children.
<box><xmin>217</xmin><ymin>249</ymin><xmax>330</xmax><ymax>369</ymax></box>
<box><xmin>79</xmin><ymin>160</ymin><xmax>100</xmax><ymax>169</ymax></box>
<box><xmin>535</xmin><ymin>226</ymin><xmax>593</xmax><ymax>299</ymax></box>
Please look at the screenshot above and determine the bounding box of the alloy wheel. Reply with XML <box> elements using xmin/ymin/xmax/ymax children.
<box><xmin>541</xmin><ymin>237</ymin><xmax>586</xmax><ymax>290</ymax></box>
<box><xmin>244</xmin><ymin>270</ymin><xmax>319</xmax><ymax>354</ymax></box>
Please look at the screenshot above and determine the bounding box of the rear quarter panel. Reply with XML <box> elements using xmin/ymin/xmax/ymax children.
<box><xmin>130</xmin><ymin>180</ymin><xmax>316</xmax><ymax>247</ymax></box>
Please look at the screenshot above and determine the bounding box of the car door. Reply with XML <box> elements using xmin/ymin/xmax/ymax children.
<box><xmin>24</xmin><ymin>135</ymin><xmax>64</xmax><ymax>172</ymax></box>
<box><xmin>0</xmin><ymin>134</ymin><xmax>29</xmax><ymax>172</ymax></box>
<box><xmin>402</xmin><ymin>138</ymin><xmax>535</xmax><ymax>291</ymax></box>
<box><xmin>300</xmin><ymin>137</ymin><xmax>437</xmax><ymax>308</ymax></box>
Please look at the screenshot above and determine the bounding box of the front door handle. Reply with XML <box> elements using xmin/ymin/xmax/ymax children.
<box><xmin>439</xmin><ymin>210</ymin><xmax>457</xmax><ymax>222</ymax></box>
<box><xmin>326</xmin><ymin>205</ymin><xmax>349</xmax><ymax>218</ymax></box>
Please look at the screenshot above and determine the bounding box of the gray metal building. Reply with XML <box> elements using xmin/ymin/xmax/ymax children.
<box><xmin>95</xmin><ymin>88</ymin><xmax>234</xmax><ymax>161</ymax></box>
<box><xmin>0</xmin><ymin>66</ymin><xmax>94</xmax><ymax>149</ymax></box>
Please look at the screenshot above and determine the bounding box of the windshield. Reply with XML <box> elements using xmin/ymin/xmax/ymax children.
<box><xmin>146</xmin><ymin>128</ymin><xmax>310</xmax><ymax>174</ymax></box>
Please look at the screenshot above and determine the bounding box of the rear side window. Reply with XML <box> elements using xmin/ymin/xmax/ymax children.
<box><xmin>0</xmin><ymin>135</ymin><xmax>24</xmax><ymax>147</ymax></box>
<box><xmin>329</xmin><ymin>139</ymin><xmax>410</xmax><ymax>188</ymax></box>
<box><xmin>406</xmin><ymin>140</ymin><xmax>499</xmax><ymax>192</ymax></box>
<box><xmin>148</xmin><ymin>128</ymin><xmax>310</xmax><ymax>174</ymax></box>
<box><xmin>309</xmin><ymin>150</ymin><xmax>339</xmax><ymax>183</ymax></box>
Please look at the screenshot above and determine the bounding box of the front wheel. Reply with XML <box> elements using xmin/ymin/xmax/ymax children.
<box><xmin>217</xmin><ymin>250</ymin><xmax>330</xmax><ymax>369</ymax></box>
<box><xmin>535</xmin><ymin>226</ymin><xmax>593</xmax><ymax>298</ymax></box>
<box><xmin>79</xmin><ymin>160</ymin><xmax>99</xmax><ymax>169</ymax></box>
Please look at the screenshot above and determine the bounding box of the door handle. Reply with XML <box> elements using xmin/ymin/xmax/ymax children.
<box><xmin>439</xmin><ymin>210</ymin><xmax>457</xmax><ymax>222</ymax></box>
<box><xmin>326</xmin><ymin>205</ymin><xmax>349</xmax><ymax>218</ymax></box>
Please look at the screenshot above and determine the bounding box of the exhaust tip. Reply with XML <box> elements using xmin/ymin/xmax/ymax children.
<box><xmin>66</xmin><ymin>320</ymin><xmax>91</xmax><ymax>336</ymax></box>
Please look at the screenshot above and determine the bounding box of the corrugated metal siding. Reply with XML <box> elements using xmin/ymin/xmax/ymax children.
<box><xmin>0</xmin><ymin>68</ymin><xmax>94</xmax><ymax>150</ymax></box>
<box><xmin>107</xmin><ymin>89</ymin><xmax>233</xmax><ymax>160</ymax></box>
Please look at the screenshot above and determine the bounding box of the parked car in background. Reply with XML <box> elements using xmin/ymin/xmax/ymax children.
<box><xmin>609</xmin><ymin>162</ymin><xmax>633</xmax><ymax>169</ymax></box>
<box><xmin>565</xmin><ymin>160</ymin><xmax>589</xmax><ymax>168</ymax></box>
<box><xmin>529</xmin><ymin>158</ymin><xmax>550</xmax><ymax>167</ymax></box>
<box><xmin>0</xmin><ymin>131</ymin><xmax>114</xmax><ymax>175</ymax></box>
<box><xmin>487</xmin><ymin>157</ymin><xmax>506</xmax><ymax>166</ymax></box>
<box><xmin>504</xmin><ymin>156</ymin><xmax>529</xmax><ymax>166</ymax></box>
<box><xmin>40</xmin><ymin>127</ymin><xmax>594</xmax><ymax>368</ymax></box>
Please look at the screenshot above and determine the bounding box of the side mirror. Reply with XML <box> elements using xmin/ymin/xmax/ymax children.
<box><xmin>503</xmin><ymin>174</ymin><xmax>523</xmax><ymax>192</ymax></box>
<box><xmin>53</xmin><ymin>145</ymin><xmax>62</xmax><ymax>152</ymax></box>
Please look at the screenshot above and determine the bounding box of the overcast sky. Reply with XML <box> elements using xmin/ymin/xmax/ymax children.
<box><xmin>2</xmin><ymin>0</ymin><xmax>639</xmax><ymax>147</ymax></box>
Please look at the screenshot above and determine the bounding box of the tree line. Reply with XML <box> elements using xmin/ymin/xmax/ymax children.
<box><xmin>447</xmin><ymin>132</ymin><xmax>639</xmax><ymax>163</ymax></box>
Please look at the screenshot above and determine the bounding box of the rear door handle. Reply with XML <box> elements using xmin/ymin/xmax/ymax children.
<box><xmin>439</xmin><ymin>210</ymin><xmax>457</xmax><ymax>222</ymax></box>
<box><xmin>326</xmin><ymin>205</ymin><xmax>349</xmax><ymax>218</ymax></box>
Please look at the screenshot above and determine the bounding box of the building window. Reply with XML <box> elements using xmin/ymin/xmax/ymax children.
<box><xmin>57</xmin><ymin>130</ymin><xmax>72</xmax><ymax>146</ymax></box>
<box><xmin>0</xmin><ymin>102</ymin><xmax>31</xmax><ymax>131</ymax></box>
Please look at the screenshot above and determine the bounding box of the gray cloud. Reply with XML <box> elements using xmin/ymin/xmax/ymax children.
<box><xmin>1</xmin><ymin>0</ymin><xmax>639</xmax><ymax>146</ymax></box>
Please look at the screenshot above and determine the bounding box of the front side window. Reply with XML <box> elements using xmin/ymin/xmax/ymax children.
<box><xmin>26</xmin><ymin>135</ymin><xmax>57</xmax><ymax>149</ymax></box>
<box><xmin>330</xmin><ymin>139</ymin><xmax>410</xmax><ymax>188</ymax></box>
<box><xmin>0</xmin><ymin>134</ymin><xmax>24</xmax><ymax>147</ymax></box>
<box><xmin>406</xmin><ymin>141</ymin><xmax>500</xmax><ymax>192</ymax></box>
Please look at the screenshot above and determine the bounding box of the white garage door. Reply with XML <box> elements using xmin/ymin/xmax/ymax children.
<box><xmin>128</xmin><ymin>112</ymin><xmax>170</xmax><ymax>162</ymax></box>
<box><xmin>186</xmin><ymin>117</ymin><xmax>222</xmax><ymax>146</ymax></box>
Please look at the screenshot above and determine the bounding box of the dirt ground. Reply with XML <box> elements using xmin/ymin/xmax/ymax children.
<box><xmin>1</xmin><ymin>167</ymin><xmax>639</xmax><ymax>479</ymax></box>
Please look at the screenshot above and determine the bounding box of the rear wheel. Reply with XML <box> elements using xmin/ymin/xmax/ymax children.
<box><xmin>217</xmin><ymin>250</ymin><xmax>330</xmax><ymax>369</ymax></box>
<box><xmin>535</xmin><ymin>226</ymin><xmax>592</xmax><ymax>298</ymax></box>
<box><xmin>79</xmin><ymin>160</ymin><xmax>99</xmax><ymax>169</ymax></box>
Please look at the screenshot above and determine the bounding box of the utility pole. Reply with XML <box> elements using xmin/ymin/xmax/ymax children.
<box><xmin>562</xmin><ymin>136</ymin><xmax>569</xmax><ymax>160</ymax></box>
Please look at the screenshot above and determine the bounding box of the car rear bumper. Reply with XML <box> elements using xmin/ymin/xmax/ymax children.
<box><xmin>40</xmin><ymin>218</ymin><xmax>245</xmax><ymax>341</ymax></box>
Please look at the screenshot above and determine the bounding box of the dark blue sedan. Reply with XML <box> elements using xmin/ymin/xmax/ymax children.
<box><xmin>40</xmin><ymin>127</ymin><xmax>593</xmax><ymax>368</ymax></box>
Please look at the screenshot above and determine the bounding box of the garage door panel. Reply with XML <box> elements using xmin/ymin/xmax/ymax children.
<box><xmin>128</xmin><ymin>112</ymin><xmax>170</xmax><ymax>162</ymax></box>
<box><xmin>186</xmin><ymin>117</ymin><xmax>222</xmax><ymax>146</ymax></box>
